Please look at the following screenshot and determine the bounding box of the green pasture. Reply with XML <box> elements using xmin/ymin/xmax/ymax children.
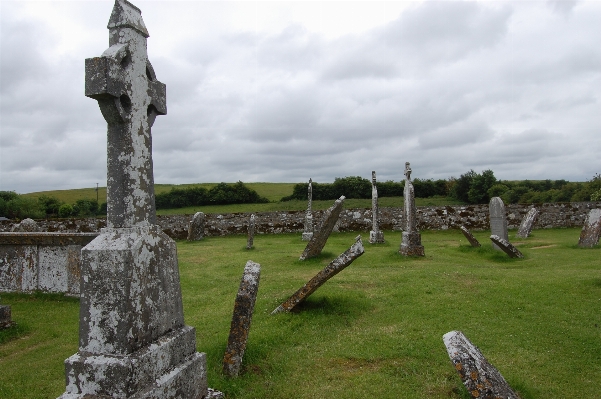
<box><xmin>1</xmin><ymin>227</ymin><xmax>600</xmax><ymax>398</ymax></box>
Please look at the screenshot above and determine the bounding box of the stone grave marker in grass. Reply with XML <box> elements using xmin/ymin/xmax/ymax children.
<box><xmin>578</xmin><ymin>208</ymin><xmax>601</xmax><ymax>248</ymax></box>
<box><xmin>246</xmin><ymin>214</ymin><xmax>255</xmax><ymax>249</ymax></box>
<box><xmin>517</xmin><ymin>207</ymin><xmax>539</xmax><ymax>238</ymax></box>
<box><xmin>302</xmin><ymin>178</ymin><xmax>314</xmax><ymax>241</ymax></box>
<box><xmin>460</xmin><ymin>225</ymin><xmax>481</xmax><ymax>247</ymax></box>
<box><xmin>399</xmin><ymin>162</ymin><xmax>425</xmax><ymax>256</ymax></box>
<box><xmin>369</xmin><ymin>171</ymin><xmax>385</xmax><ymax>244</ymax></box>
<box><xmin>187</xmin><ymin>211</ymin><xmax>205</xmax><ymax>241</ymax></box>
<box><xmin>490</xmin><ymin>235</ymin><xmax>524</xmax><ymax>258</ymax></box>
<box><xmin>489</xmin><ymin>197</ymin><xmax>508</xmax><ymax>251</ymax></box>
<box><xmin>299</xmin><ymin>196</ymin><xmax>345</xmax><ymax>260</ymax></box>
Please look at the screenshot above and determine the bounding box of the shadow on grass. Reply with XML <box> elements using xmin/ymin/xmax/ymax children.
<box><xmin>0</xmin><ymin>322</ymin><xmax>29</xmax><ymax>344</ymax></box>
<box><xmin>456</xmin><ymin>244</ymin><xmax>528</xmax><ymax>264</ymax></box>
<box><xmin>292</xmin><ymin>294</ymin><xmax>372</xmax><ymax>318</ymax></box>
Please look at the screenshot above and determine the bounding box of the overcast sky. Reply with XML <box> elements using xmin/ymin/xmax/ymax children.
<box><xmin>1</xmin><ymin>0</ymin><xmax>599</xmax><ymax>194</ymax></box>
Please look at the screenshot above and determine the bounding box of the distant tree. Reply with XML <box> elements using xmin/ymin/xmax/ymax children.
<box><xmin>0</xmin><ymin>192</ymin><xmax>44</xmax><ymax>219</ymax></box>
<box><xmin>449</xmin><ymin>170</ymin><xmax>476</xmax><ymax>203</ymax></box>
<box><xmin>58</xmin><ymin>204</ymin><xmax>74</xmax><ymax>218</ymax></box>
<box><xmin>487</xmin><ymin>184</ymin><xmax>509</xmax><ymax>198</ymax></box>
<box><xmin>332</xmin><ymin>176</ymin><xmax>371</xmax><ymax>199</ymax></box>
<box><xmin>37</xmin><ymin>195</ymin><xmax>62</xmax><ymax>217</ymax></box>
<box><xmin>468</xmin><ymin>170</ymin><xmax>497</xmax><ymax>204</ymax></box>
<box><xmin>72</xmin><ymin>199</ymin><xmax>99</xmax><ymax>217</ymax></box>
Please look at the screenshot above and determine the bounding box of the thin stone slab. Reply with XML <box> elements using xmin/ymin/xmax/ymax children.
<box><xmin>517</xmin><ymin>207</ymin><xmax>539</xmax><ymax>238</ymax></box>
<box><xmin>369</xmin><ymin>171</ymin><xmax>385</xmax><ymax>244</ymax></box>
<box><xmin>399</xmin><ymin>162</ymin><xmax>424</xmax><ymax>256</ymax></box>
<box><xmin>0</xmin><ymin>304</ymin><xmax>12</xmax><ymax>329</ymax></box>
<box><xmin>302</xmin><ymin>178</ymin><xmax>314</xmax><ymax>241</ymax></box>
<box><xmin>299</xmin><ymin>196</ymin><xmax>345</xmax><ymax>260</ymax></box>
<box><xmin>578</xmin><ymin>208</ymin><xmax>601</xmax><ymax>247</ymax></box>
<box><xmin>443</xmin><ymin>331</ymin><xmax>519</xmax><ymax>399</ymax></box>
<box><xmin>223</xmin><ymin>261</ymin><xmax>261</xmax><ymax>377</ymax></box>
<box><xmin>273</xmin><ymin>236</ymin><xmax>364</xmax><ymax>314</ymax></box>
<box><xmin>187</xmin><ymin>211</ymin><xmax>205</xmax><ymax>241</ymax></box>
<box><xmin>246</xmin><ymin>214</ymin><xmax>255</xmax><ymax>250</ymax></box>
<box><xmin>490</xmin><ymin>235</ymin><xmax>523</xmax><ymax>258</ymax></box>
<box><xmin>489</xmin><ymin>197</ymin><xmax>508</xmax><ymax>251</ymax></box>
<box><xmin>460</xmin><ymin>226</ymin><xmax>481</xmax><ymax>247</ymax></box>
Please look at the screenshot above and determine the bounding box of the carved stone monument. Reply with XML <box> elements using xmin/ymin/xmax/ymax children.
<box><xmin>516</xmin><ymin>207</ymin><xmax>538</xmax><ymax>238</ymax></box>
<box><xmin>223</xmin><ymin>261</ymin><xmax>261</xmax><ymax>377</ymax></box>
<box><xmin>399</xmin><ymin>162</ymin><xmax>424</xmax><ymax>256</ymax></box>
<box><xmin>273</xmin><ymin>236</ymin><xmax>364</xmax><ymax>314</ymax></box>
<box><xmin>443</xmin><ymin>330</ymin><xmax>519</xmax><ymax>399</ymax></box>
<box><xmin>489</xmin><ymin>197</ymin><xmax>508</xmax><ymax>251</ymax></box>
<box><xmin>60</xmin><ymin>2</ymin><xmax>208</xmax><ymax>397</ymax></box>
<box><xmin>369</xmin><ymin>171</ymin><xmax>385</xmax><ymax>244</ymax></box>
<box><xmin>490</xmin><ymin>235</ymin><xmax>523</xmax><ymax>258</ymax></box>
<box><xmin>460</xmin><ymin>226</ymin><xmax>481</xmax><ymax>247</ymax></box>
<box><xmin>299</xmin><ymin>196</ymin><xmax>345</xmax><ymax>260</ymax></box>
<box><xmin>578</xmin><ymin>208</ymin><xmax>601</xmax><ymax>248</ymax></box>
<box><xmin>246</xmin><ymin>214</ymin><xmax>255</xmax><ymax>250</ymax></box>
<box><xmin>302</xmin><ymin>178</ymin><xmax>314</xmax><ymax>241</ymax></box>
<box><xmin>187</xmin><ymin>211</ymin><xmax>205</xmax><ymax>241</ymax></box>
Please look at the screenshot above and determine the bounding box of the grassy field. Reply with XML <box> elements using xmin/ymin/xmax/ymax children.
<box><xmin>1</xmin><ymin>228</ymin><xmax>600</xmax><ymax>398</ymax></box>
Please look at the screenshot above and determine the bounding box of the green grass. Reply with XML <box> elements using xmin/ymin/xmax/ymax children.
<box><xmin>2</xmin><ymin>228</ymin><xmax>599</xmax><ymax>398</ymax></box>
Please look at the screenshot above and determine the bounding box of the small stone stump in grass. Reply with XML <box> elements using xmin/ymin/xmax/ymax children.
<box><xmin>273</xmin><ymin>235</ymin><xmax>364</xmax><ymax>314</ymax></box>
<box><xmin>516</xmin><ymin>207</ymin><xmax>539</xmax><ymax>238</ymax></box>
<box><xmin>0</xmin><ymin>303</ymin><xmax>12</xmax><ymax>329</ymax></box>
<box><xmin>578</xmin><ymin>208</ymin><xmax>601</xmax><ymax>248</ymax></box>
<box><xmin>443</xmin><ymin>330</ymin><xmax>520</xmax><ymax>399</ymax></box>
<box><xmin>299</xmin><ymin>196</ymin><xmax>345</xmax><ymax>260</ymax></box>
<box><xmin>490</xmin><ymin>235</ymin><xmax>523</xmax><ymax>258</ymax></box>
<box><xmin>223</xmin><ymin>261</ymin><xmax>260</xmax><ymax>377</ymax></box>
<box><xmin>246</xmin><ymin>214</ymin><xmax>255</xmax><ymax>250</ymax></box>
<box><xmin>460</xmin><ymin>226</ymin><xmax>481</xmax><ymax>247</ymax></box>
<box><xmin>187</xmin><ymin>211</ymin><xmax>205</xmax><ymax>241</ymax></box>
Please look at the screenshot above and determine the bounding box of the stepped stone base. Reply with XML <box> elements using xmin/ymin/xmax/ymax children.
<box><xmin>399</xmin><ymin>232</ymin><xmax>424</xmax><ymax>256</ymax></box>
<box><xmin>369</xmin><ymin>230</ymin><xmax>384</xmax><ymax>244</ymax></box>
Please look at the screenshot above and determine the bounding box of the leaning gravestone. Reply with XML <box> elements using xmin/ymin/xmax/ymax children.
<box><xmin>60</xmin><ymin>1</ymin><xmax>209</xmax><ymax>397</ymax></box>
<box><xmin>578</xmin><ymin>208</ymin><xmax>601</xmax><ymax>248</ymax></box>
<box><xmin>399</xmin><ymin>162</ymin><xmax>424</xmax><ymax>256</ymax></box>
<box><xmin>302</xmin><ymin>178</ymin><xmax>314</xmax><ymax>241</ymax></box>
<box><xmin>369</xmin><ymin>171</ymin><xmax>385</xmax><ymax>244</ymax></box>
<box><xmin>490</xmin><ymin>235</ymin><xmax>523</xmax><ymax>258</ymax></box>
<box><xmin>516</xmin><ymin>207</ymin><xmax>538</xmax><ymax>238</ymax></box>
<box><xmin>300</xmin><ymin>196</ymin><xmax>345</xmax><ymax>260</ymax></box>
<box><xmin>460</xmin><ymin>226</ymin><xmax>481</xmax><ymax>247</ymax></box>
<box><xmin>443</xmin><ymin>330</ymin><xmax>519</xmax><ymax>399</ymax></box>
<box><xmin>273</xmin><ymin>236</ymin><xmax>365</xmax><ymax>314</ymax></box>
<box><xmin>187</xmin><ymin>211</ymin><xmax>205</xmax><ymax>241</ymax></box>
<box><xmin>246</xmin><ymin>214</ymin><xmax>255</xmax><ymax>250</ymax></box>
<box><xmin>489</xmin><ymin>197</ymin><xmax>508</xmax><ymax>251</ymax></box>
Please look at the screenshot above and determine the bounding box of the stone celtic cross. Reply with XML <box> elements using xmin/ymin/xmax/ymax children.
<box><xmin>85</xmin><ymin>0</ymin><xmax>166</xmax><ymax>228</ymax></box>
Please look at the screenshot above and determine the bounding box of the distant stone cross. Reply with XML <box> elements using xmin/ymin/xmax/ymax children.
<box><xmin>85</xmin><ymin>0</ymin><xmax>167</xmax><ymax>228</ymax></box>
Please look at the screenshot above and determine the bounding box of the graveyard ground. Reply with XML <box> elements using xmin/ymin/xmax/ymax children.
<box><xmin>1</xmin><ymin>228</ymin><xmax>600</xmax><ymax>398</ymax></box>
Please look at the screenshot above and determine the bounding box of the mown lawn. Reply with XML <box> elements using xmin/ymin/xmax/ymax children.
<box><xmin>1</xmin><ymin>228</ymin><xmax>600</xmax><ymax>398</ymax></box>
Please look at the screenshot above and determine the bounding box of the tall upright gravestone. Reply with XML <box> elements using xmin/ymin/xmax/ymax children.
<box><xmin>489</xmin><ymin>197</ymin><xmax>508</xmax><ymax>251</ymax></box>
<box><xmin>60</xmin><ymin>1</ymin><xmax>207</xmax><ymax>397</ymax></box>
<box><xmin>399</xmin><ymin>162</ymin><xmax>424</xmax><ymax>256</ymax></box>
<box><xmin>302</xmin><ymin>178</ymin><xmax>314</xmax><ymax>241</ymax></box>
<box><xmin>369</xmin><ymin>171</ymin><xmax>385</xmax><ymax>244</ymax></box>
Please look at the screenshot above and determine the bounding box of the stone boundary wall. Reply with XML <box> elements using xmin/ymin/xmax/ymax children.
<box><xmin>0</xmin><ymin>202</ymin><xmax>599</xmax><ymax>239</ymax></box>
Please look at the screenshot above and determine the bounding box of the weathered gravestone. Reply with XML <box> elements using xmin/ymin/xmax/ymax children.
<box><xmin>460</xmin><ymin>226</ymin><xmax>481</xmax><ymax>247</ymax></box>
<box><xmin>299</xmin><ymin>196</ymin><xmax>345</xmax><ymax>260</ymax></box>
<box><xmin>60</xmin><ymin>2</ymin><xmax>209</xmax><ymax>397</ymax></box>
<box><xmin>246</xmin><ymin>214</ymin><xmax>255</xmax><ymax>250</ymax></box>
<box><xmin>187</xmin><ymin>211</ymin><xmax>205</xmax><ymax>241</ymax></box>
<box><xmin>369</xmin><ymin>171</ymin><xmax>385</xmax><ymax>244</ymax></box>
<box><xmin>11</xmin><ymin>218</ymin><xmax>40</xmax><ymax>232</ymax></box>
<box><xmin>517</xmin><ymin>207</ymin><xmax>538</xmax><ymax>238</ymax></box>
<box><xmin>489</xmin><ymin>197</ymin><xmax>508</xmax><ymax>251</ymax></box>
<box><xmin>0</xmin><ymin>301</ymin><xmax>12</xmax><ymax>329</ymax></box>
<box><xmin>302</xmin><ymin>178</ymin><xmax>314</xmax><ymax>241</ymax></box>
<box><xmin>223</xmin><ymin>260</ymin><xmax>261</xmax><ymax>377</ymax></box>
<box><xmin>443</xmin><ymin>330</ymin><xmax>520</xmax><ymax>399</ymax></box>
<box><xmin>490</xmin><ymin>235</ymin><xmax>523</xmax><ymax>258</ymax></box>
<box><xmin>399</xmin><ymin>162</ymin><xmax>425</xmax><ymax>256</ymax></box>
<box><xmin>273</xmin><ymin>236</ymin><xmax>365</xmax><ymax>314</ymax></box>
<box><xmin>578</xmin><ymin>208</ymin><xmax>601</xmax><ymax>248</ymax></box>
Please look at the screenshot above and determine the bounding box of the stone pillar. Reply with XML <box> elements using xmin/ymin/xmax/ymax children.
<box><xmin>302</xmin><ymin>178</ymin><xmax>314</xmax><ymax>241</ymax></box>
<box><xmin>369</xmin><ymin>171</ymin><xmax>385</xmax><ymax>244</ymax></box>
<box><xmin>399</xmin><ymin>162</ymin><xmax>424</xmax><ymax>256</ymax></box>
<box><xmin>516</xmin><ymin>207</ymin><xmax>538</xmax><ymax>238</ymax></box>
<box><xmin>246</xmin><ymin>214</ymin><xmax>255</xmax><ymax>250</ymax></box>
<box><xmin>460</xmin><ymin>226</ymin><xmax>481</xmax><ymax>247</ymax></box>
<box><xmin>300</xmin><ymin>196</ymin><xmax>345</xmax><ymax>260</ymax></box>
<box><xmin>578</xmin><ymin>208</ymin><xmax>601</xmax><ymax>248</ymax></box>
<box><xmin>60</xmin><ymin>1</ymin><xmax>209</xmax><ymax>398</ymax></box>
<box><xmin>187</xmin><ymin>211</ymin><xmax>205</xmax><ymax>241</ymax></box>
<box><xmin>489</xmin><ymin>197</ymin><xmax>508</xmax><ymax>251</ymax></box>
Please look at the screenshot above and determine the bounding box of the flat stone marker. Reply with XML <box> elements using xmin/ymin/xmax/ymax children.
<box><xmin>443</xmin><ymin>330</ymin><xmax>519</xmax><ymax>399</ymax></box>
<box><xmin>302</xmin><ymin>178</ymin><xmax>314</xmax><ymax>241</ymax></box>
<box><xmin>489</xmin><ymin>197</ymin><xmax>508</xmax><ymax>251</ymax></box>
<box><xmin>490</xmin><ymin>235</ymin><xmax>523</xmax><ymax>258</ymax></box>
<box><xmin>299</xmin><ymin>196</ymin><xmax>345</xmax><ymax>260</ymax></box>
<box><xmin>0</xmin><ymin>303</ymin><xmax>12</xmax><ymax>329</ymax></box>
<box><xmin>460</xmin><ymin>226</ymin><xmax>481</xmax><ymax>247</ymax></box>
<box><xmin>273</xmin><ymin>235</ymin><xmax>364</xmax><ymax>314</ymax></box>
<box><xmin>187</xmin><ymin>211</ymin><xmax>205</xmax><ymax>241</ymax></box>
<box><xmin>369</xmin><ymin>171</ymin><xmax>385</xmax><ymax>244</ymax></box>
<box><xmin>399</xmin><ymin>162</ymin><xmax>425</xmax><ymax>256</ymax></box>
<box><xmin>517</xmin><ymin>207</ymin><xmax>538</xmax><ymax>238</ymax></box>
<box><xmin>246</xmin><ymin>214</ymin><xmax>255</xmax><ymax>249</ymax></box>
<box><xmin>60</xmin><ymin>1</ymin><xmax>210</xmax><ymax>397</ymax></box>
<box><xmin>578</xmin><ymin>208</ymin><xmax>601</xmax><ymax>247</ymax></box>
<box><xmin>223</xmin><ymin>260</ymin><xmax>261</xmax><ymax>377</ymax></box>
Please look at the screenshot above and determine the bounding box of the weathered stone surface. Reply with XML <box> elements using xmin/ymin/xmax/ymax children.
<box><xmin>223</xmin><ymin>261</ymin><xmax>261</xmax><ymax>377</ymax></box>
<box><xmin>0</xmin><ymin>303</ymin><xmax>12</xmax><ymax>329</ymax></box>
<box><xmin>11</xmin><ymin>218</ymin><xmax>40</xmax><ymax>232</ymax></box>
<box><xmin>273</xmin><ymin>236</ymin><xmax>364</xmax><ymax>314</ymax></box>
<box><xmin>443</xmin><ymin>331</ymin><xmax>520</xmax><ymax>399</ymax></box>
<box><xmin>578</xmin><ymin>208</ymin><xmax>601</xmax><ymax>247</ymax></box>
<box><xmin>246</xmin><ymin>214</ymin><xmax>255</xmax><ymax>250</ymax></box>
<box><xmin>516</xmin><ymin>207</ymin><xmax>539</xmax><ymax>238</ymax></box>
<box><xmin>489</xmin><ymin>197</ymin><xmax>508</xmax><ymax>251</ymax></box>
<box><xmin>369</xmin><ymin>171</ymin><xmax>385</xmax><ymax>244</ymax></box>
<box><xmin>302</xmin><ymin>178</ymin><xmax>314</xmax><ymax>241</ymax></box>
<box><xmin>460</xmin><ymin>226</ymin><xmax>481</xmax><ymax>247</ymax></box>
<box><xmin>187</xmin><ymin>211</ymin><xmax>205</xmax><ymax>241</ymax></box>
<box><xmin>490</xmin><ymin>235</ymin><xmax>523</xmax><ymax>258</ymax></box>
<box><xmin>399</xmin><ymin>162</ymin><xmax>424</xmax><ymax>256</ymax></box>
<box><xmin>300</xmin><ymin>196</ymin><xmax>345</xmax><ymax>260</ymax></box>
